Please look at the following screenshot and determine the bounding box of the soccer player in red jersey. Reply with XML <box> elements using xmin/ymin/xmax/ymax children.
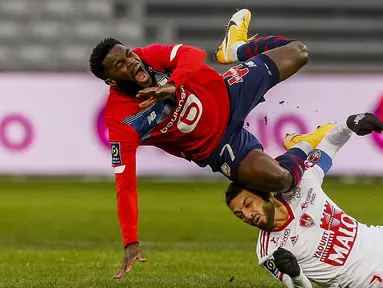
<box><xmin>89</xmin><ymin>9</ymin><xmax>333</xmax><ymax>278</ymax></box>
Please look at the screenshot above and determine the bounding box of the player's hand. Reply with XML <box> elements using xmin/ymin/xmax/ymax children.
<box><xmin>347</xmin><ymin>113</ymin><xmax>383</xmax><ymax>136</ymax></box>
<box><xmin>273</xmin><ymin>247</ymin><xmax>300</xmax><ymax>278</ymax></box>
<box><xmin>113</xmin><ymin>242</ymin><xmax>146</xmax><ymax>279</ymax></box>
<box><xmin>137</xmin><ymin>83</ymin><xmax>176</xmax><ymax>108</ymax></box>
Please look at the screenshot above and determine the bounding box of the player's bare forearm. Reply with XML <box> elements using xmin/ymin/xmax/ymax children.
<box><xmin>263</xmin><ymin>41</ymin><xmax>309</xmax><ymax>82</ymax></box>
<box><xmin>114</xmin><ymin>175</ymin><xmax>146</xmax><ymax>279</ymax></box>
<box><xmin>317</xmin><ymin>113</ymin><xmax>383</xmax><ymax>159</ymax></box>
<box><xmin>113</xmin><ymin>152</ymin><xmax>140</xmax><ymax>246</ymax></box>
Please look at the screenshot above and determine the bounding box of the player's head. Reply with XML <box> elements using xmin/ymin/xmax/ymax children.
<box><xmin>226</xmin><ymin>182</ymin><xmax>275</xmax><ymax>230</ymax></box>
<box><xmin>89</xmin><ymin>38</ymin><xmax>153</xmax><ymax>93</ymax></box>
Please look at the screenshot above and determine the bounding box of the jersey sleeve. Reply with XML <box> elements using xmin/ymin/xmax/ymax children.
<box><xmin>107</xmin><ymin>119</ymin><xmax>141</xmax><ymax>246</ymax></box>
<box><xmin>304</xmin><ymin>120</ymin><xmax>353</xmax><ymax>184</ymax></box>
<box><xmin>136</xmin><ymin>44</ymin><xmax>207</xmax><ymax>88</ymax></box>
<box><xmin>281</xmin><ymin>273</ymin><xmax>313</xmax><ymax>288</ymax></box>
<box><xmin>256</xmin><ymin>237</ymin><xmax>286</xmax><ymax>285</ymax></box>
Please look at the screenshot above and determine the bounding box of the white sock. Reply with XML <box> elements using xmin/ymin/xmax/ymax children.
<box><xmin>292</xmin><ymin>141</ymin><xmax>313</xmax><ymax>156</ymax></box>
<box><xmin>230</xmin><ymin>42</ymin><xmax>246</xmax><ymax>62</ymax></box>
<box><xmin>316</xmin><ymin>120</ymin><xmax>352</xmax><ymax>158</ymax></box>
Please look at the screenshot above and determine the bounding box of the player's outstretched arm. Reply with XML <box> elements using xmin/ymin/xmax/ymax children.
<box><xmin>260</xmin><ymin>248</ymin><xmax>312</xmax><ymax>288</ymax></box>
<box><xmin>262</xmin><ymin>41</ymin><xmax>309</xmax><ymax>82</ymax></box>
<box><xmin>306</xmin><ymin>113</ymin><xmax>383</xmax><ymax>182</ymax></box>
<box><xmin>107</xmin><ymin>122</ymin><xmax>146</xmax><ymax>279</ymax></box>
<box><xmin>113</xmin><ymin>153</ymin><xmax>147</xmax><ymax>279</ymax></box>
<box><xmin>273</xmin><ymin>248</ymin><xmax>312</xmax><ymax>288</ymax></box>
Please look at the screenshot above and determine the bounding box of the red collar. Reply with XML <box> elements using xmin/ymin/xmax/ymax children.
<box><xmin>271</xmin><ymin>196</ymin><xmax>295</xmax><ymax>232</ymax></box>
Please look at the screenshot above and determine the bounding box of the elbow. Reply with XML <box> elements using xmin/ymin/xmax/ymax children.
<box><xmin>292</xmin><ymin>41</ymin><xmax>309</xmax><ymax>67</ymax></box>
<box><xmin>271</xmin><ymin>169</ymin><xmax>292</xmax><ymax>193</ymax></box>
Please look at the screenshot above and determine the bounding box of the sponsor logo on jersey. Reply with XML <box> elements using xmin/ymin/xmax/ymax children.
<box><xmin>270</xmin><ymin>237</ymin><xmax>279</xmax><ymax>245</ymax></box>
<box><xmin>313</xmin><ymin>201</ymin><xmax>358</xmax><ymax>266</ymax></box>
<box><xmin>290</xmin><ymin>235</ymin><xmax>299</xmax><ymax>246</ymax></box>
<box><xmin>160</xmin><ymin>87</ymin><xmax>202</xmax><ymax>134</ymax></box>
<box><xmin>279</xmin><ymin>229</ymin><xmax>291</xmax><ymax>247</ymax></box>
<box><xmin>300</xmin><ymin>213</ymin><xmax>315</xmax><ymax>228</ymax></box>
<box><xmin>301</xmin><ymin>188</ymin><xmax>316</xmax><ymax>210</ymax></box>
<box><xmin>287</xmin><ymin>187</ymin><xmax>302</xmax><ymax>202</ymax></box>
<box><xmin>110</xmin><ymin>142</ymin><xmax>122</xmax><ymax>165</ymax></box>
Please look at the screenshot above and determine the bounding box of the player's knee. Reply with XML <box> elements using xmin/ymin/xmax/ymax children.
<box><xmin>267</xmin><ymin>169</ymin><xmax>291</xmax><ymax>192</ymax></box>
<box><xmin>245</xmin><ymin>165</ymin><xmax>291</xmax><ymax>192</ymax></box>
<box><xmin>291</xmin><ymin>41</ymin><xmax>309</xmax><ymax>66</ymax></box>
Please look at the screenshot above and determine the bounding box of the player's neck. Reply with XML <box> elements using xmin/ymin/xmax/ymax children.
<box><xmin>272</xmin><ymin>198</ymin><xmax>290</xmax><ymax>228</ymax></box>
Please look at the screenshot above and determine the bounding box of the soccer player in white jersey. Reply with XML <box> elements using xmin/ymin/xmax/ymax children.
<box><xmin>226</xmin><ymin>112</ymin><xmax>383</xmax><ymax>288</ymax></box>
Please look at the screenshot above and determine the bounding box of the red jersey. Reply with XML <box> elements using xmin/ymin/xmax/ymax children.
<box><xmin>104</xmin><ymin>44</ymin><xmax>230</xmax><ymax>245</ymax></box>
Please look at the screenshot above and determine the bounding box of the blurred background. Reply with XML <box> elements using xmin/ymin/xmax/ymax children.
<box><xmin>0</xmin><ymin>0</ymin><xmax>383</xmax><ymax>72</ymax></box>
<box><xmin>0</xmin><ymin>1</ymin><xmax>383</xmax><ymax>287</ymax></box>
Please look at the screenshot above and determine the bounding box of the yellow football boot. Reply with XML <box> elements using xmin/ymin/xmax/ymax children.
<box><xmin>214</xmin><ymin>9</ymin><xmax>257</xmax><ymax>64</ymax></box>
<box><xmin>283</xmin><ymin>123</ymin><xmax>336</xmax><ymax>151</ymax></box>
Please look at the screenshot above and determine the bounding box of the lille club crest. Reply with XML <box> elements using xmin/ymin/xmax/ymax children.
<box><xmin>300</xmin><ymin>213</ymin><xmax>315</xmax><ymax>228</ymax></box>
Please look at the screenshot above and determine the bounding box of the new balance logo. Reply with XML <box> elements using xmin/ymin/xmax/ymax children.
<box><xmin>147</xmin><ymin>111</ymin><xmax>156</xmax><ymax>125</ymax></box>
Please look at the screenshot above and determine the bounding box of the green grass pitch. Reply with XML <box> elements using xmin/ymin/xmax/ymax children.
<box><xmin>0</xmin><ymin>178</ymin><xmax>382</xmax><ymax>288</ymax></box>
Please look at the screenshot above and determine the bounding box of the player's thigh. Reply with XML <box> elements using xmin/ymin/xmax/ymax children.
<box><xmin>237</xmin><ymin>149</ymin><xmax>291</xmax><ymax>193</ymax></box>
<box><xmin>222</xmin><ymin>54</ymin><xmax>279</xmax><ymax>122</ymax></box>
<box><xmin>213</xmin><ymin>128</ymin><xmax>262</xmax><ymax>181</ymax></box>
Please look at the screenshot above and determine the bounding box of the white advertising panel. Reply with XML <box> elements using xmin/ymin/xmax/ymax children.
<box><xmin>1</xmin><ymin>74</ymin><xmax>382</xmax><ymax>176</ymax></box>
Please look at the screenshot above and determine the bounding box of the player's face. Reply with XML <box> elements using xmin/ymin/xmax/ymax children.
<box><xmin>229</xmin><ymin>190</ymin><xmax>275</xmax><ymax>230</ymax></box>
<box><xmin>103</xmin><ymin>44</ymin><xmax>153</xmax><ymax>88</ymax></box>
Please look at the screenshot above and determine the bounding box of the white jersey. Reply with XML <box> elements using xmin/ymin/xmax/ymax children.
<box><xmin>256</xmin><ymin>151</ymin><xmax>383</xmax><ymax>288</ymax></box>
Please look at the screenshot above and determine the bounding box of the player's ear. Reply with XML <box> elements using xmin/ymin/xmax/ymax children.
<box><xmin>105</xmin><ymin>78</ymin><xmax>117</xmax><ymax>87</ymax></box>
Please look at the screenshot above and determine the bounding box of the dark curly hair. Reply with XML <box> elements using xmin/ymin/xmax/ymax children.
<box><xmin>225</xmin><ymin>182</ymin><xmax>271</xmax><ymax>206</ymax></box>
<box><xmin>89</xmin><ymin>38</ymin><xmax>122</xmax><ymax>80</ymax></box>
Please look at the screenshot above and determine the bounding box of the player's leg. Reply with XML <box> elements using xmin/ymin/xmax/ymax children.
<box><xmin>216</xmin><ymin>125</ymin><xmax>334</xmax><ymax>193</ymax></box>
<box><xmin>215</xmin><ymin>9</ymin><xmax>308</xmax><ymax>82</ymax></box>
<box><xmin>215</xmin><ymin>9</ymin><xmax>296</xmax><ymax>64</ymax></box>
<box><xmin>219</xmin><ymin>12</ymin><xmax>304</xmax><ymax>120</ymax></box>
<box><xmin>237</xmin><ymin>148</ymin><xmax>297</xmax><ymax>192</ymax></box>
